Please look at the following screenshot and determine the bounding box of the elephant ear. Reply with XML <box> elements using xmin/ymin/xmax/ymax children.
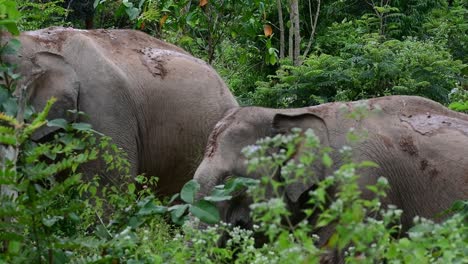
<box><xmin>24</xmin><ymin>52</ymin><xmax>80</xmax><ymax>141</ymax></box>
<box><xmin>272</xmin><ymin>113</ymin><xmax>330</xmax><ymax>203</ymax></box>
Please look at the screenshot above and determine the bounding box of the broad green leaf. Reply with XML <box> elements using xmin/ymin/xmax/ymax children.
<box><xmin>138</xmin><ymin>197</ymin><xmax>167</xmax><ymax>216</ymax></box>
<box><xmin>168</xmin><ymin>204</ymin><xmax>189</xmax><ymax>218</ymax></box>
<box><xmin>47</xmin><ymin>118</ymin><xmax>68</xmax><ymax>129</ymax></box>
<box><xmin>2</xmin><ymin>98</ymin><xmax>17</xmax><ymax>116</ymax></box>
<box><xmin>0</xmin><ymin>88</ymin><xmax>8</xmax><ymax>104</ymax></box>
<box><xmin>71</xmin><ymin>122</ymin><xmax>93</xmax><ymax>131</ymax></box>
<box><xmin>224</xmin><ymin>177</ymin><xmax>259</xmax><ymax>195</ymax></box>
<box><xmin>203</xmin><ymin>192</ymin><xmax>232</xmax><ymax>202</ymax></box>
<box><xmin>189</xmin><ymin>200</ymin><xmax>220</xmax><ymax>224</ymax></box>
<box><xmin>180</xmin><ymin>180</ymin><xmax>200</xmax><ymax>204</ymax></box>
<box><xmin>169</xmin><ymin>204</ymin><xmax>189</xmax><ymax>224</ymax></box>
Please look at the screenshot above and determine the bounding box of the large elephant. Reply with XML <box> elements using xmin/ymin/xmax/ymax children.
<box><xmin>194</xmin><ymin>95</ymin><xmax>468</xmax><ymax>245</ymax></box>
<box><xmin>4</xmin><ymin>27</ymin><xmax>238</xmax><ymax>195</ymax></box>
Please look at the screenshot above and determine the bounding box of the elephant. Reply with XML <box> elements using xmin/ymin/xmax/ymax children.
<box><xmin>3</xmin><ymin>27</ymin><xmax>238</xmax><ymax>195</ymax></box>
<box><xmin>194</xmin><ymin>95</ymin><xmax>468</xmax><ymax>249</ymax></box>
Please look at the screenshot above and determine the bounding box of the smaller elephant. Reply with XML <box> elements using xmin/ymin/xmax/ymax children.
<box><xmin>194</xmin><ymin>96</ymin><xmax>468</xmax><ymax>249</ymax></box>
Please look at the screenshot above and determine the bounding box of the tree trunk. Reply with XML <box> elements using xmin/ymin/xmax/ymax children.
<box><xmin>277</xmin><ymin>0</ymin><xmax>285</xmax><ymax>60</ymax></box>
<box><xmin>302</xmin><ymin>0</ymin><xmax>321</xmax><ymax>58</ymax></box>
<box><xmin>292</xmin><ymin>0</ymin><xmax>301</xmax><ymax>66</ymax></box>
<box><xmin>288</xmin><ymin>0</ymin><xmax>294</xmax><ymax>59</ymax></box>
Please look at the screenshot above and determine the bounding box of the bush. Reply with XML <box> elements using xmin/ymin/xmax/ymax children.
<box><xmin>254</xmin><ymin>34</ymin><xmax>465</xmax><ymax>107</ymax></box>
<box><xmin>16</xmin><ymin>0</ymin><xmax>69</xmax><ymax>31</ymax></box>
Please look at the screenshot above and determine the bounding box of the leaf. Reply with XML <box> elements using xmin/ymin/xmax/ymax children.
<box><xmin>359</xmin><ymin>160</ymin><xmax>379</xmax><ymax>168</ymax></box>
<box><xmin>42</xmin><ymin>216</ymin><xmax>64</xmax><ymax>227</ymax></box>
<box><xmin>71</xmin><ymin>122</ymin><xmax>93</xmax><ymax>131</ymax></box>
<box><xmin>2</xmin><ymin>98</ymin><xmax>17</xmax><ymax>116</ymax></box>
<box><xmin>128</xmin><ymin>183</ymin><xmax>136</xmax><ymax>194</ymax></box>
<box><xmin>95</xmin><ymin>224</ymin><xmax>111</xmax><ymax>239</ymax></box>
<box><xmin>7</xmin><ymin>240</ymin><xmax>20</xmax><ymax>254</ymax></box>
<box><xmin>3</xmin><ymin>39</ymin><xmax>21</xmax><ymax>55</ymax></box>
<box><xmin>169</xmin><ymin>204</ymin><xmax>189</xmax><ymax>224</ymax></box>
<box><xmin>189</xmin><ymin>200</ymin><xmax>220</xmax><ymax>224</ymax></box>
<box><xmin>269</xmin><ymin>54</ymin><xmax>277</xmax><ymax>65</ymax></box>
<box><xmin>199</xmin><ymin>0</ymin><xmax>208</xmax><ymax>7</ymax></box>
<box><xmin>203</xmin><ymin>193</ymin><xmax>232</xmax><ymax>202</ymax></box>
<box><xmin>322</xmin><ymin>153</ymin><xmax>333</xmax><ymax>168</ymax></box>
<box><xmin>180</xmin><ymin>180</ymin><xmax>200</xmax><ymax>204</ymax></box>
<box><xmin>47</xmin><ymin>118</ymin><xmax>68</xmax><ymax>129</ymax></box>
<box><xmin>138</xmin><ymin>203</ymin><xmax>167</xmax><ymax>216</ymax></box>
<box><xmin>93</xmin><ymin>0</ymin><xmax>102</xmax><ymax>9</ymax></box>
<box><xmin>68</xmin><ymin>212</ymin><xmax>80</xmax><ymax>222</ymax></box>
<box><xmin>263</xmin><ymin>24</ymin><xmax>272</xmax><ymax>37</ymax></box>
<box><xmin>137</xmin><ymin>196</ymin><xmax>167</xmax><ymax>216</ymax></box>
<box><xmin>168</xmin><ymin>193</ymin><xmax>179</xmax><ymax>204</ymax></box>
<box><xmin>0</xmin><ymin>134</ymin><xmax>16</xmax><ymax>145</ymax></box>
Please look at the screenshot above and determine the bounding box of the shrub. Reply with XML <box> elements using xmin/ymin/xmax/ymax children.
<box><xmin>254</xmin><ymin>34</ymin><xmax>465</xmax><ymax>107</ymax></box>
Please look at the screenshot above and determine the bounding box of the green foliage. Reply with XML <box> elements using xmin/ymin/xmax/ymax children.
<box><xmin>255</xmin><ymin>33</ymin><xmax>465</xmax><ymax>107</ymax></box>
<box><xmin>0</xmin><ymin>31</ymin><xmax>101</xmax><ymax>262</ymax></box>
<box><xmin>213</xmin><ymin>40</ymin><xmax>271</xmax><ymax>105</ymax></box>
<box><xmin>448</xmin><ymin>86</ymin><xmax>468</xmax><ymax>113</ymax></box>
<box><xmin>0</xmin><ymin>0</ymin><xmax>20</xmax><ymax>35</ymax></box>
<box><xmin>424</xmin><ymin>0</ymin><xmax>468</xmax><ymax>63</ymax></box>
<box><xmin>2</xmin><ymin>2</ymin><xmax>467</xmax><ymax>263</ymax></box>
<box><xmin>155</xmin><ymin>129</ymin><xmax>466</xmax><ymax>263</ymax></box>
<box><xmin>16</xmin><ymin>0</ymin><xmax>69</xmax><ymax>31</ymax></box>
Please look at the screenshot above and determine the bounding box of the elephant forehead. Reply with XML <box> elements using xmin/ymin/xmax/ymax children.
<box><xmin>400</xmin><ymin>114</ymin><xmax>468</xmax><ymax>137</ymax></box>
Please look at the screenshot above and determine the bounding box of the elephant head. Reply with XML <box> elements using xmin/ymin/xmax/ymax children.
<box><xmin>194</xmin><ymin>107</ymin><xmax>331</xmax><ymax>233</ymax></box>
<box><xmin>13</xmin><ymin>51</ymin><xmax>80</xmax><ymax>140</ymax></box>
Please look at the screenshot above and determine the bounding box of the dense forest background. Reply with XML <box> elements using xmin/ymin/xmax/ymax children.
<box><xmin>17</xmin><ymin>0</ymin><xmax>467</xmax><ymax>110</ymax></box>
<box><xmin>0</xmin><ymin>0</ymin><xmax>466</xmax><ymax>263</ymax></box>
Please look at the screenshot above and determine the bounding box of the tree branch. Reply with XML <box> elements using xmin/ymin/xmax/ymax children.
<box><xmin>302</xmin><ymin>0</ymin><xmax>321</xmax><ymax>58</ymax></box>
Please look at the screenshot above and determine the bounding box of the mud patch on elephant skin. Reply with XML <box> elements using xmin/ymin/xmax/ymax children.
<box><xmin>420</xmin><ymin>160</ymin><xmax>440</xmax><ymax>181</ymax></box>
<box><xmin>399</xmin><ymin>135</ymin><xmax>418</xmax><ymax>156</ymax></box>
<box><xmin>139</xmin><ymin>47</ymin><xmax>168</xmax><ymax>78</ymax></box>
<box><xmin>420</xmin><ymin>159</ymin><xmax>428</xmax><ymax>171</ymax></box>
<box><xmin>204</xmin><ymin>108</ymin><xmax>240</xmax><ymax>158</ymax></box>
<box><xmin>379</xmin><ymin>134</ymin><xmax>394</xmax><ymax>149</ymax></box>
<box><xmin>428</xmin><ymin>168</ymin><xmax>439</xmax><ymax>181</ymax></box>
<box><xmin>400</xmin><ymin>114</ymin><xmax>468</xmax><ymax>137</ymax></box>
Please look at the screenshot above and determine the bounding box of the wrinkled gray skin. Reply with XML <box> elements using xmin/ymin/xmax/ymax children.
<box><xmin>4</xmin><ymin>27</ymin><xmax>238</xmax><ymax>195</ymax></box>
<box><xmin>194</xmin><ymin>95</ymin><xmax>468</xmax><ymax>255</ymax></box>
